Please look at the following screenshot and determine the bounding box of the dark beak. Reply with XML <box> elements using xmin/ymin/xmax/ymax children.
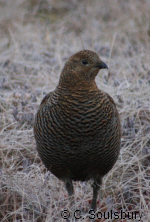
<box><xmin>95</xmin><ymin>61</ymin><xmax>108</xmax><ymax>69</ymax></box>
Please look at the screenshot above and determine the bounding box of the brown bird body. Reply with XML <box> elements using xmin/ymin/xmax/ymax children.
<box><xmin>34</xmin><ymin>50</ymin><xmax>121</xmax><ymax>210</ymax></box>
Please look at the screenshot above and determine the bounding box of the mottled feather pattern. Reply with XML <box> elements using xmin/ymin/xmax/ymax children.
<box><xmin>34</xmin><ymin>50</ymin><xmax>121</xmax><ymax>210</ymax></box>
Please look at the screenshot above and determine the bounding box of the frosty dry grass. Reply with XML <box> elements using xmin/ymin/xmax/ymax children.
<box><xmin>0</xmin><ymin>0</ymin><xmax>149</xmax><ymax>221</ymax></box>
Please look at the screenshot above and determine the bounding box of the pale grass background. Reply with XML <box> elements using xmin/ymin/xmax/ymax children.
<box><xmin>0</xmin><ymin>0</ymin><xmax>149</xmax><ymax>221</ymax></box>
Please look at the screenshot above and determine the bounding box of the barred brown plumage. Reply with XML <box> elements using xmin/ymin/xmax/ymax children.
<box><xmin>34</xmin><ymin>49</ymin><xmax>121</xmax><ymax>210</ymax></box>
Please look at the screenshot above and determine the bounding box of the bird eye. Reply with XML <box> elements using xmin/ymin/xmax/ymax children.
<box><xmin>81</xmin><ymin>60</ymin><xmax>88</xmax><ymax>65</ymax></box>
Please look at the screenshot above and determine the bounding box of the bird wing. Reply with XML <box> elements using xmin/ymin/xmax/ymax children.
<box><xmin>103</xmin><ymin>91</ymin><xmax>121</xmax><ymax>138</ymax></box>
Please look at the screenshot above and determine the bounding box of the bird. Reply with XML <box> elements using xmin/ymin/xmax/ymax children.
<box><xmin>34</xmin><ymin>49</ymin><xmax>121</xmax><ymax>211</ymax></box>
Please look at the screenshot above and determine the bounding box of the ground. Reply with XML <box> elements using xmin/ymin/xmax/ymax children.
<box><xmin>0</xmin><ymin>0</ymin><xmax>149</xmax><ymax>221</ymax></box>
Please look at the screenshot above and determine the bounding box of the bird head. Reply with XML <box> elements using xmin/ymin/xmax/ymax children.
<box><xmin>59</xmin><ymin>50</ymin><xmax>108</xmax><ymax>89</ymax></box>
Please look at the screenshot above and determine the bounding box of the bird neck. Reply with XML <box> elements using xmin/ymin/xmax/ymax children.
<box><xmin>57</xmin><ymin>81</ymin><xmax>98</xmax><ymax>92</ymax></box>
<box><xmin>58</xmin><ymin>72</ymin><xmax>98</xmax><ymax>91</ymax></box>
